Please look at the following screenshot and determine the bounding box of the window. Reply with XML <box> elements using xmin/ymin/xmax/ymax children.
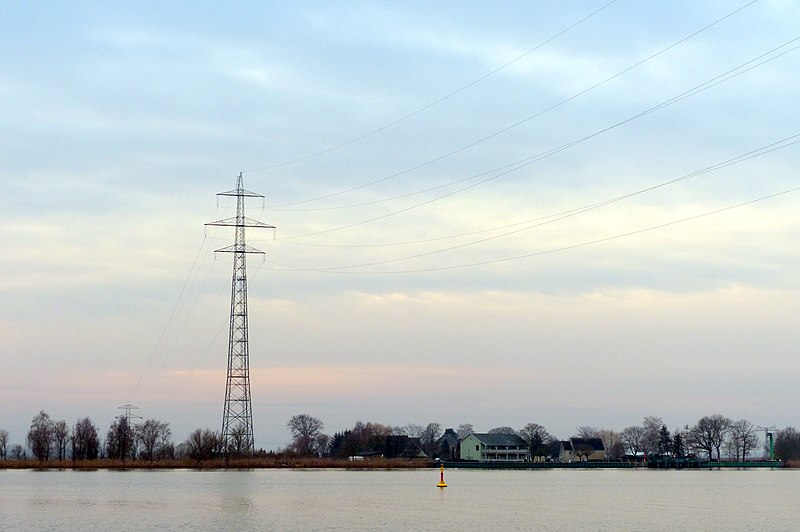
<box><xmin>476</xmin><ymin>445</ymin><xmax>479</xmax><ymax>451</ymax></box>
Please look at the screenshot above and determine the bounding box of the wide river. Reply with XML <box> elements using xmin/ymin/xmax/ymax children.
<box><xmin>0</xmin><ymin>467</ymin><xmax>795</xmax><ymax>530</ymax></box>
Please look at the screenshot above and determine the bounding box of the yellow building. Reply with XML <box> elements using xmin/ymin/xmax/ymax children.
<box><xmin>460</xmin><ymin>433</ymin><xmax>529</xmax><ymax>462</ymax></box>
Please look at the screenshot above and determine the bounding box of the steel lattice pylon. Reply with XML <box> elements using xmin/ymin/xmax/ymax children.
<box><xmin>206</xmin><ymin>173</ymin><xmax>274</xmax><ymax>455</ymax></box>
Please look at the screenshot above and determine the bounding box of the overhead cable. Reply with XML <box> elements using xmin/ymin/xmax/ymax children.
<box><xmin>242</xmin><ymin>0</ymin><xmax>620</xmax><ymax>174</ymax></box>
<box><xmin>279</xmin><ymin>132</ymin><xmax>800</xmax><ymax>250</ymax></box>
<box><xmin>269</xmin><ymin>0</ymin><xmax>760</xmax><ymax>209</ymax></box>
<box><xmin>279</xmin><ymin>36</ymin><xmax>800</xmax><ymax>240</ymax></box>
<box><xmin>266</xmin><ymin>187</ymin><xmax>800</xmax><ymax>275</ymax></box>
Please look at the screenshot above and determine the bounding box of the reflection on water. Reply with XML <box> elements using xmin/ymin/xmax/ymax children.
<box><xmin>0</xmin><ymin>468</ymin><xmax>796</xmax><ymax>531</ymax></box>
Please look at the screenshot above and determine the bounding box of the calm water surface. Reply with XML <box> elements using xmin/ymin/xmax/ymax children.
<box><xmin>0</xmin><ymin>468</ymin><xmax>796</xmax><ymax>530</ymax></box>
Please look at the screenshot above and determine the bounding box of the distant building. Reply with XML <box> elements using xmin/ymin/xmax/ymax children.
<box><xmin>559</xmin><ymin>440</ymin><xmax>574</xmax><ymax>462</ymax></box>
<box><xmin>383</xmin><ymin>435</ymin><xmax>427</xmax><ymax>459</ymax></box>
<box><xmin>434</xmin><ymin>428</ymin><xmax>460</xmax><ymax>461</ymax></box>
<box><xmin>559</xmin><ymin>437</ymin><xmax>606</xmax><ymax>462</ymax></box>
<box><xmin>459</xmin><ymin>433</ymin><xmax>529</xmax><ymax>462</ymax></box>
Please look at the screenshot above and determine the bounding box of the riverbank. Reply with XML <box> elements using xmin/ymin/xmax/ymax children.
<box><xmin>0</xmin><ymin>457</ymin><xmax>430</xmax><ymax>470</ymax></box>
<box><xmin>445</xmin><ymin>460</ymin><xmax>786</xmax><ymax>469</ymax></box>
<box><xmin>1</xmin><ymin>458</ymin><xmax>794</xmax><ymax>470</ymax></box>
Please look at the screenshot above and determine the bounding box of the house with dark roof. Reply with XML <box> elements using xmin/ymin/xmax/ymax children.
<box><xmin>383</xmin><ymin>435</ymin><xmax>428</xmax><ymax>459</ymax></box>
<box><xmin>459</xmin><ymin>433</ymin><xmax>529</xmax><ymax>462</ymax></box>
<box><xmin>434</xmin><ymin>428</ymin><xmax>460</xmax><ymax>461</ymax></box>
<box><xmin>559</xmin><ymin>437</ymin><xmax>606</xmax><ymax>462</ymax></box>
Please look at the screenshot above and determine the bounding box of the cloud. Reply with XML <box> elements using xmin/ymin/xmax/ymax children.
<box><xmin>2</xmin><ymin>1</ymin><xmax>799</xmax><ymax>450</ymax></box>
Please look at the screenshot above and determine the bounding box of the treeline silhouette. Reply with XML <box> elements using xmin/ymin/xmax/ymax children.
<box><xmin>2</xmin><ymin>411</ymin><xmax>800</xmax><ymax>466</ymax></box>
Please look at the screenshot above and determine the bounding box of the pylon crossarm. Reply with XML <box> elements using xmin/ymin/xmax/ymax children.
<box><xmin>214</xmin><ymin>244</ymin><xmax>266</xmax><ymax>254</ymax></box>
<box><xmin>205</xmin><ymin>217</ymin><xmax>275</xmax><ymax>228</ymax></box>
<box><xmin>217</xmin><ymin>188</ymin><xmax>264</xmax><ymax>198</ymax></box>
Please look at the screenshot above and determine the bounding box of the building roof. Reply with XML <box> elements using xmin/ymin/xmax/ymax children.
<box><xmin>570</xmin><ymin>437</ymin><xmax>605</xmax><ymax>451</ymax></box>
<box><xmin>469</xmin><ymin>433</ymin><xmax>528</xmax><ymax>447</ymax></box>
<box><xmin>383</xmin><ymin>435</ymin><xmax>428</xmax><ymax>459</ymax></box>
<box><xmin>435</xmin><ymin>428</ymin><xmax>460</xmax><ymax>445</ymax></box>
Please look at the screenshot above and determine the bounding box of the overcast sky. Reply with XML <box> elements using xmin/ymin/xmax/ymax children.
<box><xmin>2</xmin><ymin>0</ymin><xmax>799</xmax><ymax>450</ymax></box>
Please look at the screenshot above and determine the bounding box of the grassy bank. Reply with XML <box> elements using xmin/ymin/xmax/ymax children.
<box><xmin>2</xmin><ymin>458</ymin><xmax>796</xmax><ymax>470</ymax></box>
<box><xmin>0</xmin><ymin>457</ymin><xmax>430</xmax><ymax>470</ymax></box>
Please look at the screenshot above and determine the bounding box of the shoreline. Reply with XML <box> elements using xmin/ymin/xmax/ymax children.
<box><xmin>0</xmin><ymin>458</ymin><xmax>794</xmax><ymax>471</ymax></box>
<box><xmin>0</xmin><ymin>457</ymin><xmax>430</xmax><ymax>470</ymax></box>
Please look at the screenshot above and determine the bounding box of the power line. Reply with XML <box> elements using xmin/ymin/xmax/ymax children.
<box><xmin>139</xmin><ymin>248</ymin><xmax>224</xmax><ymax>404</ymax></box>
<box><xmin>281</xmin><ymin>134</ymin><xmax>800</xmax><ymax>270</ymax></box>
<box><xmin>129</xmin><ymin>234</ymin><xmax>210</xmax><ymax>402</ymax></box>
<box><xmin>242</xmin><ymin>0</ymin><xmax>620</xmax><ymax>174</ymax></box>
<box><xmin>269</xmin><ymin>0</ymin><xmax>760</xmax><ymax>210</ymax></box>
<box><xmin>278</xmin><ymin>132</ymin><xmax>800</xmax><ymax>250</ymax></box>
<box><xmin>265</xmin><ymin>186</ymin><xmax>800</xmax><ymax>275</ymax></box>
<box><xmin>279</xmin><ymin>35</ymin><xmax>800</xmax><ymax>240</ymax></box>
<box><xmin>153</xmin><ymin>253</ymin><xmax>270</xmax><ymax>409</ymax></box>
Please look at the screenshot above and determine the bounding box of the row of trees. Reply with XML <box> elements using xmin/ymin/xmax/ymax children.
<box><xmin>5</xmin><ymin>411</ymin><xmax>800</xmax><ymax>463</ymax></box>
<box><xmin>3</xmin><ymin>411</ymin><xmax>173</xmax><ymax>462</ymax></box>
<box><xmin>284</xmin><ymin>413</ymin><xmax>800</xmax><ymax>463</ymax></box>
<box><xmin>575</xmin><ymin>415</ymin><xmax>762</xmax><ymax>462</ymax></box>
<box><xmin>1</xmin><ymin>411</ymin><xmax>254</xmax><ymax>463</ymax></box>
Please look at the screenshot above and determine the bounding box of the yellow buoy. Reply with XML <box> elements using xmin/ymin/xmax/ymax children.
<box><xmin>436</xmin><ymin>463</ymin><xmax>447</xmax><ymax>488</ymax></box>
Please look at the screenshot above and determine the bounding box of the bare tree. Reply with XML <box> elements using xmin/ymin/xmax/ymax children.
<box><xmin>315</xmin><ymin>433</ymin><xmax>331</xmax><ymax>456</ymax></box>
<box><xmin>729</xmin><ymin>419</ymin><xmax>758</xmax><ymax>461</ymax></box>
<box><xmin>456</xmin><ymin>424</ymin><xmax>474</xmax><ymax>439</ymax></box>
<box><xmin>488</xmin><ymin>426</ymin><xmax>517</xmax><ymax>435</ymax></box>
<box><xmin>225</xmin><ymin>424</ymin><xmax>249</xmax><ymax>457</ymax></box>
<box><xmin>185</xmin><ymin>428</ymin><xmax>220</xmax><ymax>461</ymax></box>
<box><xmin>27</xmin><ymin>410</ymin><xmax>54</xmax><ymax>461</ymax></box>
<box><xmin>641</xmin><ymin>416</ymin><xmax>664</xmax><ymax>456</ymax></box>
<box><xmin>597</xmin><ymin>429</ymin><xmax>623</xmax><ymax>460</ymax></box>
<box><xmin>575</xmin><ymin>426</ymin><xmax>599</xmax><ymax>438</ymax></box>
<box><xmin>0</xmin><ymin>429</ymin><xmax>8</xmax><ymax>460</ymax></box>
<box><xmin>136</xmin><ymin>419</ymin><xmax>172</xmax><ymax>461</ymax></box>
<box><xmin>690</xmin><ymin>414</ymin><xmax>732</xmax><ymax>461</ymax></box>
<box><xmin>775</xmin><ymin>427</ymin><xmax>800</xmax><ymax>462</ymax></box>
<box><xmin>10</xmin><ymin>444</ymin><xmax>25</xmax><ymax>460</ymax></box>
<box><xmin>158</xmin><ymin>423</ymin><xmax>174</xmax><ymax>459</ymax></box>
<box><xmin>404</xmin><ymin>424</ymin><xmax>424</xmax><ymax>438</ymax></box>
<box><xmin>71</xmin><ymin>417</ymin><xmax>100</xmax><ymax>460</ymax></box>
<box><xmin>688</xmin><ymin>422</ymin><xmax>714</xmax><ymax>460</ymax></box>
<box><xmin>53</xmin><ymin>420</ymin><xmax>69</xmax><ymax>460</ymax></box>
<box><xmin>106</xmin><ymin>417</ymin><xmax>135</xmax><ymax>461</ymax></box>
<box><xmin>621</xmin><ymin>425</ymin><xmax>646</xmax><ymax>461</ymax></box>
<box><xmin>353</xmin><ymin>422</ymin><xmax>385</xmax><ymax>453</ymax></box>
<box><xmin>420</xmin><ymin>423</ymin><xmax>443</xmax><ymax>456</ymax></box>
<box><xmin>519</xmin><ymin>423</ymin><xmax>550</xmax><ymax>458</ymax></box>
<box><xmin>287</xmin><ymin>414</ymin><xmax>325</xmax><ymax>456</ymax></box>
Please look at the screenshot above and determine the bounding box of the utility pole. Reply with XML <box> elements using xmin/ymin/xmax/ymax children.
<box><xmin>206</xmin><ymin>173</ymin><xmax>274</xmax><ymax>455</ymax></box>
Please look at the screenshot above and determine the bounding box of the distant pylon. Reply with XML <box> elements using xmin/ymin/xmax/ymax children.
<box><xmin>206</xmin><ymin>172</ymin><xmax>274</xmax><ymax>455</ymax></box>
<box><xmin>116</xmin><ymin>403</ymin><xmax>142</xmax><ymax>426</ymax></box>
